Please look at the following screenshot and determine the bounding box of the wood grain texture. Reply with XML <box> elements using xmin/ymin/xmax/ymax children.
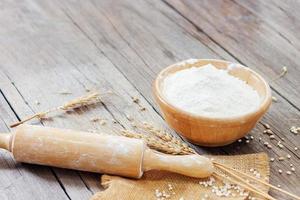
<box><xmin>0</xmin><ymin>0</ymin><xmax>299</xmax><ymax>199</ymax></box>
<box><xmin>235</xmin><ymin>0</ymin><xmax>300</xmax><ymax>47</ymax></box>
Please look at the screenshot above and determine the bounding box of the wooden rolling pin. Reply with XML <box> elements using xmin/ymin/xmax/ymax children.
<box><xmin>0</xmin><ymin>125</ymin><xmax>213</xmax><ymax>178</ymax></box>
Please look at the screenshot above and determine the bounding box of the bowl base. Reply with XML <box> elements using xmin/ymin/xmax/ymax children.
<box><xmin>185</xmin><ymin>138</ymin><xmax>237</xmax><ymax>147</ymax></box>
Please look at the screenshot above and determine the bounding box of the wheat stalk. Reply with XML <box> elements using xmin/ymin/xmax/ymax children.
<box><xmin>10</xmin><ymin>92</ymin><xmax>102</xmax><ymax>128</ymax></box>
<box><xmin>59</xmin><ymin>92</ymin><xmax>101</xmax><ymax>110</ymax></box>
<box><xmin>136</xmin><ymin>122</ymin><xmax>195</xmax><ymax>154</ymax></box>
<box><xmin>121</xmin><ymin>129</ymin><xmax>191</xmax><ymax>155</ymax></box>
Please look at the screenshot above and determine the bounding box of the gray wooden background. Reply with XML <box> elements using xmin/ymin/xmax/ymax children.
<box><xmin>0</xmin><ymin>0</ymin><xmax>299</xmax><ymax>199</ymax></box>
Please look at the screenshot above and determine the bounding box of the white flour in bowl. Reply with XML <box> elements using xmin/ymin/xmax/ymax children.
<box><xmin>162</xmin><ymin>64</ymin><xmax>261</xmax><ymax>118</ymax></box>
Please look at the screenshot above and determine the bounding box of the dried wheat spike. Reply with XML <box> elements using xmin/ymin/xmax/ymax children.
<box><xmin>138</xmin><ymin>122</ymin><xmax>195</xmax><ymax>154</ymax></box>
<box><xmin>121</xmin><ymin>128</ymin><xmax>193</xmax><ymax>155</ymax></box>
<box><xmin>60</xmin><ymin>92</ymin><xmax>101</xmax><ymax>110</ymax></box>
<box><xmin>10</xmin><ymin>92</ymin><xmax>103</xmax><ymax>128</ymax></box>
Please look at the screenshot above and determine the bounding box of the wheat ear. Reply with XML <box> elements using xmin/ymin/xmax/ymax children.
<box><xmin>121</xmin><ymin>129</ymin><xmax>191</xmax><ymax>155</ymax></box>
<box><xmin>10</xmin><ymin>92</ymin><xmax>102</xmax><ymax>128</ymax></box>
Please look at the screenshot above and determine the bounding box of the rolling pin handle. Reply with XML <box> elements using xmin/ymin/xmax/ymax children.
<box><xmin>142</xmin><ymin>148</ymin><xmax>214</xmax><ymax>178</ymax></box>
<box><xmin>0</xmin><ymin>133</ymin><xmax>12</xmax><ymax>151</ymax></box>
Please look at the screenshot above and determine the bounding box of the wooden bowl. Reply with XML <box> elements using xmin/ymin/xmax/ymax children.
<box><xmin>153</xmin><ymin>59</ymin><xmax>272</xmax><ymax>147</ymax></box>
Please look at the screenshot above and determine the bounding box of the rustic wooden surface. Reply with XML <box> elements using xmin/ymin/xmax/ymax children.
<box><xmin>0</xmin><ymin>0</ymin><xmax>299</xmax><ymax>199</ymax></box>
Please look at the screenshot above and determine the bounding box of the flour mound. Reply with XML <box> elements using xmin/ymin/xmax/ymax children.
<box><xmin>163</xmin><ymin>64</ymin><xmax>260</xmax><ymax>118</ymax></box>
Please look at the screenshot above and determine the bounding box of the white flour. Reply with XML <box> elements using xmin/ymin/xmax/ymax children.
<box><xmin>163</xmin><ymin>63</ymin><xmax>261</xmax><ymax>118</ymax></box>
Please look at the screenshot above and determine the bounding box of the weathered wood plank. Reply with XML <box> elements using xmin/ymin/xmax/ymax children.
<box><xmin>235</xmin><ymin>0</ymin><xmax>300</xmax><ymax>48</ymax></box>
<box><xmin>0</xmin><ymin>0</ymin><xmax>299</xmax><ymax>199</ymax></box>
<box><xmin>0</xmin><ymin>94</ymin><xmax>69</xmax><ymax>200</ymax></box>
<box><xmin>165</xmin><ymin>0</ymin><xmax>300</xmax><ymax>109</ymax></box>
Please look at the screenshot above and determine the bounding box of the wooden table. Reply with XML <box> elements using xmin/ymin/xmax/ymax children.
<box><xmin>0</xmin><ymin>0</ymin><xmax>299</xmax><ymax>199</ymax></box>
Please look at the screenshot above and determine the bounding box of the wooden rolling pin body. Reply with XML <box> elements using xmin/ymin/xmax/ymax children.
<box><xmin>0</xmin><ymin>125</ymin><xmax>213</xmax><ymax>178</ymax></box>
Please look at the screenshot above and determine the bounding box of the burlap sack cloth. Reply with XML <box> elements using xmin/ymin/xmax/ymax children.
<box><xmin>91</xmin><ymin>153</ymin><xmax>269</xmax><ymax>200</ymax></box>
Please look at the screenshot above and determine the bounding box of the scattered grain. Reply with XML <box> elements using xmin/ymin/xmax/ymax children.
<box><xmin>278</xmin><ymin>169</ymin><xmax>283</xmax><ymax>174</ymax></box>
<box><xmin>154</xmin><ymin>188</ymin><xmax>171</xmax><ymax>200</ymax></box>
<box><xmin>272</xmin><ymin>96</ymin><xmax>278</xmax><ymax>102</ymax></box>
<box><xmin>140</xmin><ymin>107</ymin><xmax>146</xmax><ymax>111</ymax></box>
<box><xmin>277</xmin><ymin>141</ymin><xmax>284</xmax><ymax>149</ymax></box>
<box><xmin>263</xmin><ymin>123</ymin><xmax>270</xmax><ymax>129</ymax></box>
<box><xmin>291</xmin><ymin>167</ymin><xmax>295</xmax><ymax>172</ymax></box>
<box><xmin>286</xmin><ymin>154</ymin><xmax>291</xmax><ymax>159</ymax></box>
<box><xmin>263</xmin><ymin>129</ymin><xmax>273</xmax><ymax>135</ymax></box>
<box><xmin>126</xmin><ymin>114</ymin><xmax>133</xmax><ymax>121</ymax></box>
<box><xmin>286</xmin><ymin>171</ymin><xmax>292</xmax><ymax>175</ymax></box>
<box><xmin>131</xmin><ymin>96</ymin><xmax>139</xmax><ymax>103</ymax></box>
<box><xmin>250</xmin><ymin>169</ymin><xmax>261</xmax><ymax>179</ymax></box>
<box><xmin>199</xmin><ymin>177</ymin><xmax>215</xmax><ymax>187</ymax></box>
<box><xmin>273</xmin><ymin>66</ymin><xmax>287</xmax><ymax>81</ymax></box>
<box><xmin>167</xmin><ymin>183</ymin><xmax>173</xmax><ymax>191</ymax></box>
<box><xmin>269</xmin><ymin>135</ymin><xmax>275</xmax><ymax>139</ymax></box>
<box><xmin>100</xmin><ymin>120</ymin><xmax>106</xmax><ymax>126</ymax></box>
<box><xmin>278</xmin><ymin>157</ymin><xmax>285</xmax><ymax>161</ymax></box>
<box><xmin>290</xmin><ymin>126</ymin><xmax>300</xmax><ymax>134</ymax></box>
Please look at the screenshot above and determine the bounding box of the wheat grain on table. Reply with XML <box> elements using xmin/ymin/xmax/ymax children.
<box><xmin>0</xmin><ymin>0</ymin><xmax>299</xmax><ymax>199</ymax></box>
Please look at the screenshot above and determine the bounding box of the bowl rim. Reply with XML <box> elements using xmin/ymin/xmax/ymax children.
<box><xmin>153</xmin><ymin>59</ymin><xmax>272</xmax><ymax>123</ymax></box>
